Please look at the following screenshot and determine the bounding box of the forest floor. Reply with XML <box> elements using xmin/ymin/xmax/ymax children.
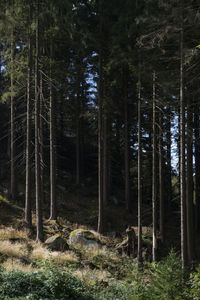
<box><xmin>0</xmin><ymin>192</ymin><xmax>143</xmax><ymax>299</ymax></box>
<box><xmin>0</xmin><ymin>188</ymin><xmax>189</xmax><ymax>299</ymax></box>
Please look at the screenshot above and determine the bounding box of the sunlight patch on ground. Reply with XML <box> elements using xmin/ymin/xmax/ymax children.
<box><xmin>2</xmin><ymin>258</ymin><xmax>36</xmax><ymax>272</ymax></box>
<box><xmin>0</xmin><ymin>227</ymin><xmax>28</xmax><ymax>240</ymax></box>
<box><xmin>0</xmin><ymin>240</ymin><xmax>27</xmax><ymax>257</ymax></box>
<box><xmin>73</xmin><ymin>267</ymin><xmax>110</xmax><ymax>286</ymax></box>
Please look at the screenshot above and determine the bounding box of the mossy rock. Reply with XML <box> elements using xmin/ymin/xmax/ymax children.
<box><xmin>69</xmin><ymin>229</ymin><xmax>101</xmax><ymax>248</ymax></box>
<box><xmin>44</xmin><ymin>235</ymin><xmax>69</xmax><ymax>252</ymax></box>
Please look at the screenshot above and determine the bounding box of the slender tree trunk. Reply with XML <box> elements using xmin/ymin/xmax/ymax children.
<box><xmin>137</xmin><ymin>75</ymin><xmax>142</xmax><ymax>265</ymax></box>
<box><xmin>49</xmin><ymin>39</ymin><xmax>56</xmax><ymax>220</ymax></box>
<box><xmin>124</xmin><ymin>69</ymin><xmax>130</xmax><ymax>211</ymax></box>
<box><xmin>25</xmin><ymin>9</ymin><xmax>32</xmax><ymax>227</ymax></box>
<box><xmin>107</xmin><ymin>119</ymin><xmax>111</xmax><ymax>201</ymax></box>
<box><xmin>186</xmin><ymin>97</ymin><xmax>194</xmax><ymax>265</ymax></box>
<box><xmin>40</xmin><ymin>71</ymin><xmax>44</xmax><ymax>205</ymax></box>
<box><xmin>180</xmin><ymin>25</ymin><xmax>187</xmax><ymax>268</ymax></box>
<box><xmin>152</xmin><ymin>71</ymin><xmax>157</xmax><ymax>262</ymax></box>
<box><xmin>103</xmin><ymin>113</ymin><xmax>108</xmax><ymax>205</ymax></box>
<box><xmin>159</xmin><ymin>104</ymin><xmax>164</xmax><ymax>243</ymax></box>
<box><xmin>97</xmin><ymin>0</ymin><xmax>104</xmax><ymax>233</ymax></box>
<box><xmin>76</xmin><ymin>85</ymin><xmax>80</xmax><ymax>186</ymax></box>
<box><xmin>97</xmin><ymin>49</ymin><xmax>103</xmax><ymax>233</ymax></box>
<box><xmin>35</xmin><ymin>0</ymin><xmax>43</xmax><ymax>242</ymax></box>
<box><xmin>195</xmin><ymin>106</ymin><xmax>200</xmax><ymax>232</ymax></box>
<box><xmin>10</xmin><ymin>29</ymin><xmax>16</xmax><ymax>202</ymax></box>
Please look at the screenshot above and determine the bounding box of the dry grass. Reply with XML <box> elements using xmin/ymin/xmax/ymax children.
<box><xmin>133</xmin><ymin>226</ymin><xmax>152</xmax><ymax>235</ymax></box>
<box><xmin>81</xmin><ymin>245</ymin><xmax>119</xmax><ymax>263</ymax></box>
<box><xmin>0</xmin><ymin>240</ymin><xmax>27</xmax><ymax>257</ymax></box>
<box><xmin>31</xmin><ymin>243</ymin><xmax>50</xmax><ymax>260</ymax></box>
<box><xmin>50</xmin><ymin>251</ymin><xmax>79</xmax><ymax>264</ymax></box>
<box><xmin>0</xmin><ymin>227</ymin><xmax>29</xmax><ymax>240</ymax></box>
<box><xmin>31</xmin><ymin>242</ymin><xmax>78</xmax><ymax>265</ymax></box>
<box><xmin>2</xmin><ymin>258</ymin><xmax>36</xmax><ymax>272</ymax></box>
<box><xmin>73</xmin><ymin>266</ymin><xmax>110</xmax><ymax>286</ymax></box>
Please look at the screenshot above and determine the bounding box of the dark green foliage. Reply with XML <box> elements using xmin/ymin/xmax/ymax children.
<box><xmin>188</xmin><ymin>266</ymin><xmax>200</xmax><ymax>300</ymax></box>
<box><xmin>145</xmin><ymin>250</ymin><xmax>186</xmax><ymax>300</ymax></box>
<box><xmin>0</xmin><ymin>251</ymin><xmax>200</xmax><ymax>300</ymax></box>
<box><xmin>0</xmin><ymin>265</ymin><xmax>94</xmax><ymax>299</ymax></box>
<box><xmin>93</xmin><ymin>282</ymin><xmax>134</xmax><ymax>300</ymax></box>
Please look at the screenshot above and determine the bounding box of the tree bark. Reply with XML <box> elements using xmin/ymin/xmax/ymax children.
<box><xmin>137</xmin><ymin>75</ymin><xmax>142</xmax><ymax>265</ymax></box>
<box><xmin>180</xmin><ymin>25</ymin><xmax>187</xmax><ymax>268</ymax></box>
<box><xmin>194</xmin><ymin>106</ymin><xmax>200</xmax><ymax>232</ymax></box>
<box><xmin>49</xmin><ymin>38</ymin><xmax>56</xmax><ymax>220</ymax></box>
<box><xmin>40</xmin><ymin>71</ymin><xmax>44</xmax><ymax>205</ymax></box>
<box><xmin>152</xmin><ymin>71</ymin><xmax>157</xmax><ymax>262</ymax></box>
<box><xmin>76</xmin><ymin>83</ymin><xmax>80</xmax><ymax>186</ymax></box>
<box><xmin>35</xmin><ymin>0</ymin><xmax>43</xmax><ymax>242</ymax></box>
<box><xmin>10</xmin><ymin>28</ymin><xmax>16</xmax><ymax>202</ymax></box>
<box><xmin>186</xmin><ymin>97</ymin><xmax>194</xmax><ymax>265</ymax></box>
<box><xmin>25</xmin><ymin>7</ymin><xmax>32</xmax><ymax>227</ymax></box>
<box><xmin>97</xmin><ymin>1</ymin><xmax>104</xmax><ymax>234</ymax></box>
<box><xmin>159</xmin><ymin>104</ymin><xmax>164</xmax><ymax>243</ymax></box>
<box><xmin>103</xmin><ymin>113</ymin><xmax>108</xmax><ymax>205</ymax></box>
<box><xmin>97</xmin><ymin>49</ymin><xmax>103</xmax><ymax>233</ymax></box>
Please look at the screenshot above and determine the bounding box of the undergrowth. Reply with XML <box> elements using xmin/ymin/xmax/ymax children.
<box><xmin>0</xmin><ymin>251</ymin><xmax>200</xmax><ymax>299</ymax></box>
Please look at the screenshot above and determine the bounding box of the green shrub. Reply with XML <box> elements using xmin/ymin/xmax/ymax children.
<box><xmin>146</xmin><ymin>250</ymin><xmax>185</xmax><ymax>300</ymax></box>
<box><xmin>93</xmin><ymin>280</ymin><xmax>135</xmax><ymax>300</ymax></box>
<box><xmin>0</xmin><ymin>265</ymin><xmax>94</xmax><ymax>299</ymax></box>
<box><xmin>188</xmin><ymin>266</ymin><xmax>200</xmax><ymax>300</ymax></box>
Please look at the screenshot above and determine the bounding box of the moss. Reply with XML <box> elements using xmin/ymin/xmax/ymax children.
<box><xmin>70</xmin><ymin>229</ymin><xmax>97</xmax><ymax>241</ymax></box>
<box><xmin>0</xmin><ymin>195</ymin><xmax>8</xmax><ymax>202</ymax></box>
<box><xmin>0</xmin><ymin>194</ymin><xmax>23</xmax><ymax>212</ymax></box>
<box><xmin>142</xmin><ymin>233</ymin><xmax>152</xmax><ymax>246</ymax></box>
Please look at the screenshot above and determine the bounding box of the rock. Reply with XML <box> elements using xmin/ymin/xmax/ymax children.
<box><xmin>69</xmin><ymin>229</ymin><xmax>101</xmax><ymax>248</ymax></box>
<box><xmin>45</xmin><ymin>235</ymin><xmax>69</xmax><ymax>252</ymax></box>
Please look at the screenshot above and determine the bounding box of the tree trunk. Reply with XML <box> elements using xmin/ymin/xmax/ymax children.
<box><xmin>137</xmin><ymin>75</ymin><xmax>142</xmax><ymax>265</ymax></box>
<box><xmin>179</xmin><ymin>25</ymin><xmax>187</xmax><ymax>268</ymax></box>
<box><xmin>76</xmin><ymin>84</ymin><xmax>80</xmax><ymax>186</ymax></box>
<box><xmin>97</xmin><ymin>49</ymin><xmax>103</xmax><ymax>233</ymax></box>
<box><xmin>124</xmin><ymin>68</ymin><xmax>130</xmax><ymax>211</ymax></box>
<box><xmin>194</xmin><ymin>106</ymin><xmax>200</xmax><ymax>232</ymax></box>
<box><xmin>40</xmin><ymin>71</ymin><xmax>44</xmax><ymax>205</ymax></box>
<box><xmin>25</xmin><ymin>8</ymin><xmax>32</xmax><ymax>227</ymax></box>
<box><xmin>186</xmin><ymin>97</ymin><xmax>194</xmax><ymax>265</ymax></box>
<box><xmin>49</xmin><ymin>39</ymin><xmax>56</xmax><ymax>220</ymax></box>
<box><xmin>159</xmin><ymin>105</ymin><xmax>164</xmax><ymax>243</ymax></box>
<box><xmin>35</xmin><ymin>0</ymin><xmax>43</xmax><ymax>242</ymax></box>
<box><xmin>97</xmin><ymin>1</ymin><xmax>104</xmax><ymax>234</ymax></box>
<box><xmin>107</xmin><ymin>119</ymin><xmax>111</xmax><ymax>201</ymax></box>
<box><xmin>103</xmin><ymin>113</ymin><xmax>108</xmax><ymax>205</ymax></box>
<box><xmin>10</xmin><ymin>29</ymin><xmax>16</xmax><ymax>202</ymax></box>
<box><xmin>152</xmin><ymin>71</ymin><xmax>157</xmax><ymax>262</ymax></box>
